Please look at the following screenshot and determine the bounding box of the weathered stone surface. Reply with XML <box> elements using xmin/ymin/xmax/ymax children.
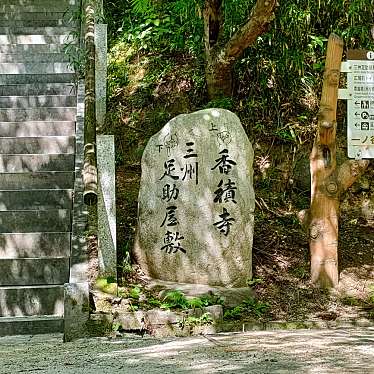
<box><xmin>63</xmin><ymin>282</ymin><xmax>89</xmax><ymax>342</ymax></box>
<box><xmin>112</xmin><ymin>305</ymin><xmax>224</xmax><ymax>337</ymax></box>
<box><xmin>97</xmin><ymin>135</ymin><xmax>117</xmax><ymax>278</ymax></box>
<box><xmin>134</xmin><ymin>109</ymin><xmax>254</xmax><ymax>287</ymax></box>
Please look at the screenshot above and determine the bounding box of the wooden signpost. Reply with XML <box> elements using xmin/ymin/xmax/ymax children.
<box><xmin>301</xmin><ymin>34</ymin><xmax>370</xmax><ymax>288</ymax></box>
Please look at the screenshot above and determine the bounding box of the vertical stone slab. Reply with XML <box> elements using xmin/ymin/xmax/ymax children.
<box><xmin>134</xmin><ymin>109</ymin><xmax>255</xmax><ymax>288</ymax></box>
<box><xmin>70</xmin><ymin>81</ymin><xmax>89</xmax><ymax>284</ymax></box>
<box><xmin>95</xmin><ymin>23</ymin><xmax>107</xmax><ymax>128</ymax></box>
<box><xmin>97</xmin><ymin>135</ymin><xmax>117</xmax><ymax>278</ymax></box>
<box><xmin>64</xmin><ymin>282</ymin><xmax>90</xmax><ymax>342</ymax></box>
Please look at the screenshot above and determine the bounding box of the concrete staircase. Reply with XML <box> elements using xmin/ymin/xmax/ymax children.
<box><xmin>0</xmin><ymin>0</ymin><xmax>80</xmax><ymax>335</ymax></box>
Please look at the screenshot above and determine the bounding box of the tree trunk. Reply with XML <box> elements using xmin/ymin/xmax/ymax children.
<box><xmin>203</xmin><ymin>0</ymin><xmax>277</xmax><ymax>99</ymax></box>
<box><xmin>301</xmin><ymin>34</ymin><xmax>369</xmax><ymax>288</ymax></box>
<box><xmin>205</xmin><ymin>60</ymin><xmax>233</xmax><ymax>99</ymax></box>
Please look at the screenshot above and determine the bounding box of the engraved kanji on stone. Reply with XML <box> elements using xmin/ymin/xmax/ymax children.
<box><xmin>160</xmin><ymin>206</ymin><xmax>178</xmax><ymax>227</ymax></box>
<box><xmin>214</xmin><ymin>208</ymin><xmax>235</xmax><ymax>236</ymax></box>
<box><xmin>162</xmin><ymin>183</ymin><xmax>179</xmax><ymax>202</ymax></box>
<box><xmin>160</xmin><ymin>231</ymin><xmax>186</xmax><ymax>254</ymax></box>
<box><xmin>160</xmin><ymin>159</ymin><xmax>179</xmax><ymax>181</ymax></box>
<box><xmin>214</xmin><ymin>179</ymin><xmax>237</xmax><ymax>204</ymax></box>
<box><xmin>211</xmin><ymin>149</ymin><xmax>237</xmax><ymax>174</ymax></box>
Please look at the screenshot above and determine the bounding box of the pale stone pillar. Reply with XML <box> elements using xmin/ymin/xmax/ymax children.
<box><xmin>97</xmin><ymin>135</ymin><xmax>117</xmax><ymax>278</ymax></box>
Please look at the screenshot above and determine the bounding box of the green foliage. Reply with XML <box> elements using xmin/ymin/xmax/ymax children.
<box><xmin>129</xmin><ymin>286</ymin><xmax>142</xmax><ymax>299</ymax></box>
<box><xmin>161</xmin><ymin>290</ymin><xmax>190</xmax><ymax>309</ymax></box>
<box><xmin>105</xmin><ymin>0</ymin><xmax>203</xmax><ymax>55</ymax></box>
<box><xmin>341</xmin><ymin>295</ymin><xmax>361</xmax><ymax>306</ymax></box>
<box><xmin>247</xmin><ymin>277</ymin><xmax>264</xmax><ymax>287</ymax></box>
<box><xmin>131</xmin><ymin>0</ymin><xmax>154</xmax><ymax>14</ymax></box>
<box><xmin>112</xmin><ymin>322</ymin><xmax>122</xmax><ymax>332</ymax></box>
<box><xmin>62</xmin><ymin>6</ymin><xmax>86</xmax><ymax>78</ymax></box>
<box><xmin>148</xmin><ymin>297</ymin><xmax>162</xmax><ymax>307</ymax></box>
<box><xmin>204</xmin><ymin>97</ymin><xmax>235</xmax><ymax>110</ymax></box>
<box><xmin>158</xmin><ymin>290</ymin><xmax>223</xmax><ymax>310</ymax></box>
<box><xmin>223</xmin><ymin>305</ymin><xmax>244</xmax><ymax>320</ymax></box>
<box><xmin>96</xmin><ymin>277</ymin><xmax>118</xmax><ymax>295</ymax></box>
<box><xmin>224</xmin><ymin>297</ymin><xmax>270</xmax><ymax>320</ymax></box>
<box><xmin>291</xmin><ymin>266</ymin><xmax>308</xmax><ymax>280</ymax></box>
<box><xmin>178</xmin><ymin>312</ymin><xmax>214</xmax><ymax>328</ymax></box>
<box><xmin>105</xmin><ymin>0</ymin><xmax>374</xmax><ymax>129</ymax></box>
<box><xmin>236</xmin><ymin>0</ymin><xmax>374</xmax><ymax>139</ymax></box>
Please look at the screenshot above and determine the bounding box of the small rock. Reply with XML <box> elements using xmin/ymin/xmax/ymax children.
<box><xmin>111</xmin><ymin>297</ymin><xmax>122</xmax><ymax>305</ymax></box>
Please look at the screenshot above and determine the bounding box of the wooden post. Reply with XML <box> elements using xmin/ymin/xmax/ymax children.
<box><xmin>308</xmin><ymin>34</ymin><xmax>343</xmax><ymax>288</ymax></box>
<box><xmin>303</xmin><ymin>34</ymin><xmax>369</xmax><ymax>288</ymax></box>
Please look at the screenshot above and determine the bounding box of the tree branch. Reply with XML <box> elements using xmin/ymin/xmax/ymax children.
<box><xmin>221</xmin><ymin>0</ymin><xmax>277</xmax><ymax>63</ymax></box>
<box><xmin>338</xmin><ymin>159</ymin><xmax>370</xmax><ymax>192</ymax></box>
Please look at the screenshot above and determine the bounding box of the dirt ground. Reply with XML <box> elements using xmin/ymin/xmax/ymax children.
<box><xmin>0</xmin><ymin>329</ymin><xmax>373</xmax><ymax>373</ymax></box>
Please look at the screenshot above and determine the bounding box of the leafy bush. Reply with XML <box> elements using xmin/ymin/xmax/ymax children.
<box><xmin>224</xmin><ymin>297</ymin><xmax>270</xmax><ymax>320</ymax></box>
<box><xmin>159</xmin><ymin>290</ymin><xmax>223</xmax><ymax>310</ymax></box>
<box><xmin>178</xmin><ymin>312</ymin><xmax>214</xmax><ymax>328</ymax></box>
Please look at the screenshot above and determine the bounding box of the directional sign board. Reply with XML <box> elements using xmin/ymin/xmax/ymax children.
<box><xmin>346</xmin><ymin>50</ymin><xmax>374</xmax><ymax>159</ymax></box>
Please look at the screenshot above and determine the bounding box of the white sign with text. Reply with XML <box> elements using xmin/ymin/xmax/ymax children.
<box><xmin>347</xmin><ymin>58</ymin><xmax>374</xmax><ymax>159</ymax></box>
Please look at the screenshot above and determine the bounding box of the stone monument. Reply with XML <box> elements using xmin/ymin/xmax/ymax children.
<box><xmin>134</xmin><ymin>109</ymin><xmax>254</xmax><ymax>287</ymax></box>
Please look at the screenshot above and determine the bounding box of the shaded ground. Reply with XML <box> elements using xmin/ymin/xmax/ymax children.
<box><xmin>0</xmin><ymin>329</ymin><xmax>374</xmax><ymax>373</ymax></box>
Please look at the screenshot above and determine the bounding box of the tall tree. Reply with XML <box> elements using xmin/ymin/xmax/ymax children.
<box><xmin>203</xmin><ymin>0</ymin><xmax>277</xmax><ymax>98</ymax></box>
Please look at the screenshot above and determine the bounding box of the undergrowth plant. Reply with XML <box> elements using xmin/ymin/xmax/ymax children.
<box><xmin>63</xmin><ymin>6</ymin><xmax>87</xmax><ymax>79</ymax></box>
<box><xmin>178</xmin><ymin>312</ymin><xmax>214</xmax><ymax>329</ymax></box>
<box><xmin>224</xmin><ymin>297</ymin><xmax>270</xmax><ymax>320</ymax></box>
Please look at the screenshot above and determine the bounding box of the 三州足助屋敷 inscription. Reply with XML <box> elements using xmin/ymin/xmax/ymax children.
<box><xmin>134</xmin><ymin>109</ymin><xmax>255</xmax><ymax>287</ymax></box>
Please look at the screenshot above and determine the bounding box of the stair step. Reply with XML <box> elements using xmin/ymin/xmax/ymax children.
<box><xmin>0</xmin><ymin>19</ymin><xmax>76</xmax><ymax>27</ymax></box>
<box><xmin>0</xmin><ymin>190</ymin><xmax>73</xmax><ymax>210</ymax></box>
<box><xmin>0</xmin><ymin>95</ymin><xmax>76</xmax><ymax>108</ymax></box>
<box><xmin>0</xmin><ymin>27</ymin><xmax>72</xmax><ymax>35</ymax></box>
<box><xmin>0</xmin><ymin>210</ymin><xmax>71</xmax><ymax>233</ymax></box>
<box><xmin>0</xmin><ymin>154</ymin><xmax>75</xmax><ymax>172</ymax></box>
<box><xmin>0</xmin><ymin>172</ymin><xmax>74</xmax><ymax>190</ymax></box>
<box><xmin>0</xmin><ymin>83</ymin><xmax>76</xmax><ymax>96</ymax></box>
<box><xmin>0</xmin><ymin>136</ymin><xmax>75</xmax><ymax>154</ymax></box>
<box><xmin>0</xmin><ymin>285</ymin><xmax>64</xmax><ymax>317</ymax></box>
<box><xmin>0</xmin><ymin>232</ymin><xmax>71</xmax><ymax>258</ymax></box>
<box><xmin>0</xmin><ymin>3</ymin><xmax>78</xmax><ymax>13</ymax></box>
<box><xmin>0</xmin><ymin>62</ymin><xmax>73</xmax><ymax>74</ymax></box>
<box><xmin>0</xmin><ymin>44</ymin><xmax>66</xmax><ymax>54</ymax></box>
<box><xmin>0</xmin><ymin>315</ymin><xmax>63</xmax><ymax>336</ymax></box>
<box><xmin>0</xmin><ymin>121</ymin><xmax>75</xmax><ymax>137</ymax></box>
<box><xmin>0</xmin><ymin>34</ymin><xmax>74</xmax><ymax>45</ymax></box>
<box><xmin>0</xmin><ymin>12</ymin><xmax>67</xmax><ymax>21</ymax></box>
<box><xmin>0</xmin><ymin>53</ymin><xmax>69</xmax><ymax>63</ymax></box>
<box><xmin>0</xmin><ymin>73</ymin><xmax>75</xmax><ymax>84</ymax></box>
<box><xmin>0</xmin><ymin>107</ymin><xmax>76</xmax><ymax>121</ymax></box>
<box><xmin>1</xmin><ymin>0</ymin><xmax>78</xmax><ymax>4</ymax></box>
<box><xmin>0</xmin><ymin>258</ymin><xmax>69</xmax><ymax>286</ymax></box>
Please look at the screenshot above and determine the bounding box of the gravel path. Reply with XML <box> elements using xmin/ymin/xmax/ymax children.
<box><xmin>0</xmin><ymin>328</ymin><xmax>373</xmax><ymax>373</ymax></box>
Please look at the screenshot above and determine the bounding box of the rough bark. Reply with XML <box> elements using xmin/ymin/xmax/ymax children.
<box><xmin>204</xmin><ymin>0</ymin><xmax>277</xmax><ymax>98</ymax></box>
<box><xmin>303</xmin><ymin>34</ymin><xmax>369</xmax><ymax>288</ymax></box>
<box><xmin>83</xmin><ymin>0</ymin><xmax>98</xmax><ymax>206</ymax></box>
